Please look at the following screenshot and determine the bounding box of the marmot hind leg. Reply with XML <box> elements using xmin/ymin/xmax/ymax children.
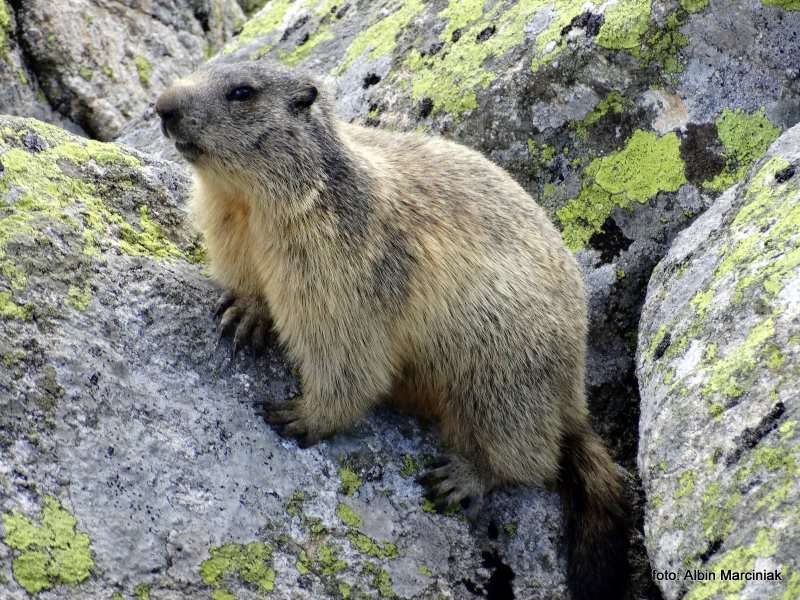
<box><xmin>215</xmin><ymin>290</ymin><xmax>273</xmax><ymax>353</ymax></box>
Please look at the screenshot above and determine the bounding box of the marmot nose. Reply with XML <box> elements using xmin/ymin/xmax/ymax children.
<box><xmin>155</xmin><ymin>93</ymin><xmax>180</xmax><ymax>136</ymax></box>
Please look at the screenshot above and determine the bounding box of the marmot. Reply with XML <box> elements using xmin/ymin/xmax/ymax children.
<box><xmin>156</xmin><ymin>59</ymin><xmax>629</xmax><ymax>600</ymax></box>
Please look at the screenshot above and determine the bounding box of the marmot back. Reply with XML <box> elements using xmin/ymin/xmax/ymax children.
<box><xmin>156</xmin><ymin>60</ymin><xmax>630</xmax><ymax>600</ymax></box>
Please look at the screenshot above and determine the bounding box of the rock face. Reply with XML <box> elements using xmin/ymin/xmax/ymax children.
<box><xmin>637</xmin><ymin>123</ymin><xmax>800</xmax><ymax>599</ymax></box>
<box><xmin>0</xmin><ymin>116</ymin><xmax>567</xmax><ymax>599</ymax></box>
<box><xmin>119</xmin><ymin>0</ymin><xmax>800</xmax><ymax>469</ymax></box>
<box><xmin>0</xmin><ymin>1</ymin><xmax>63</xmax><ymax>128</ymax></box>
<box><xmin>0</xmin><ymin>0</ymin><xmax>246</xmax><ymax>140</ymax></box>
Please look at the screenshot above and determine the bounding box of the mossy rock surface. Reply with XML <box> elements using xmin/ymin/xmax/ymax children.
<box><xmin>637</xmin><ymin>123</ymin><xmax>800</xmax><ymax>600</ymax></box>
<box><xmin>0</xmin><ymin>116</ymin><xmax>567</xmax><ymax>599</ymax></box>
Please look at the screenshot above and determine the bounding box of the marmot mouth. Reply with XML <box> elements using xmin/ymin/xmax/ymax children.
<box><xmin>175</xmin><ymin>140</ymin><xmax>202</xmax><ymax>161</ymax></box>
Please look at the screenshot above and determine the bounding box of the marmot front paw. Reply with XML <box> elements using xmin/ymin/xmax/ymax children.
<box><xmin>215</xmin><ymin>290</ymin><xmax>272</xmax><ymax>353</ymax></box>
<box><xmin>257</xmin><ymin>397</ymin><xmax>323</xmax><ymax>449</ymax></box>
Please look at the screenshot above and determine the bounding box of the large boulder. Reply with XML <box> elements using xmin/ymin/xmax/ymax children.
<box><xmin>0</xmin><ymin>0</ymin><xmax>246</xmax><ymax>140</ymax></box>
<box><xmin>119</xmin><ymin>0</ymin><xmax>800</xmax><ymax>471</ymax></box>
<box><xmin>0</xmin><ymin>116</ymin><xmax>568</xmax><ymax>599</ymax></box>
<box><xmin>637</xmin><ymin>123</ymin><xmax>800</xmax><ymax>599</ymax></box>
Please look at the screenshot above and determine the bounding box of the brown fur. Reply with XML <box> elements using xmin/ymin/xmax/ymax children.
<box><xmin>156</xmin><ymin>59</ymin><xmax>629</xmax><ymax>599</ymax></box>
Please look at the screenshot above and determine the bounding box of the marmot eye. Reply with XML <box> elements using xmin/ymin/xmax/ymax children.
<box><xmin>227</xmin><ymin>86</ymin><xmax>255</xmax><ymax>102</ymax></box>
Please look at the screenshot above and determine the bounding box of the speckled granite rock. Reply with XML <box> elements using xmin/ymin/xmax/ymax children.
<box><xmin>637</xmin><ymin>123</ymin><xmax>800</xmax><ymax>599</ymax></box>
<box><xmin>1</xmin><ymin>0</ymin><xmax>246</xmax><ymax>140</ymax></box>
<box><xmin>0</xmin><ymin>116</ymin><xmax>568</xmax><ymax>599</ymax></box>
<box><xmin>118</xmin><ymin>0</ymin><xmax>800</xmax><ymax>474</ymax></box>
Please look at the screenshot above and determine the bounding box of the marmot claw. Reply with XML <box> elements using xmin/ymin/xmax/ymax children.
<box><xmin>214</xmin><ymin>291</ymin><xmax>272</xmax><ymax>354</ymax></box>
<box><xmin>257</xmin><ymin>399</ymin><xmax>321</xmax><ymax>449</ymax></box>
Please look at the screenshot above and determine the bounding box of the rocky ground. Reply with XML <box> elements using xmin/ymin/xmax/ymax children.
<box><xmin>1</xmin><ymin>1</ymin><xmax>799</xmax><ymax>599</ymax></box>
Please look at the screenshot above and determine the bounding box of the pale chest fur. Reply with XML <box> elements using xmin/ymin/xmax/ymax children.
<box><xmin>189</xmin><ymin>175</ymin><xmax>357</xmax><ymax>355</ymax></box>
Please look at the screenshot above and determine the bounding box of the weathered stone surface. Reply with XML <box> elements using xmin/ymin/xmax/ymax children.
<box><xmin>0</xmin><ymin>1</ymin><xmax>65</xmax><ymax>129</ymax></box>
<box><xmin>119</xmin><ymin>0</ymin><xmax>800</xmax><ymax>478</ymax></box>
<box><xmin>1</xmin><ymin>0</ymin><xmax>246</xmax><ymax>140</ymax></box>
<box><xmin>0</xmin><ymin>116</ymin><xmax>568</xmax><ymax>599</ymax></box>
<box><xmin>637</xmin><ymin>123</ymin><xmax>800</xmax><ymax>599</ymax></box>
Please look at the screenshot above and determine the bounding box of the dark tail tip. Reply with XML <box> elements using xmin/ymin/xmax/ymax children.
<box><xmin>559</xmin><ymin>426</ymin><xmax>631</xmax><ymax>600</ymax></box>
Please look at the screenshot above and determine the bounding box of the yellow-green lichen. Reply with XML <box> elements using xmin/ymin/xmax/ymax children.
<box><xmin>337</xmin><ymin>468</ymin><xmax>363</xmax><ymax>496</ymax></box>
<box><xmin>211</xmin><ymin>589</ymin><xmax>236</xmax><ymax>600</ymax></box>
<box><xmin>779</xmin><ymin>420</ymin><xmax>797</xmax><ymax>440</ymax></box>
<box><xmin>200</xmin><ymin>541</ymin><xmax>275</xmax><ymax>594</ymax></box>
<box><xmin>700</xmin><ymin>482</ymin><xmax>741</xmax><ymax>541</ymax></box>
<box><xmin>680</xmin><ymin>0</ymin><xmax>709</xmax><ymax>11</ymax></box>
<box><xmin>572</xmin><ymin>91</ymin><xmax>628</xmax><ymax>138</ymax></box>
<box><xmin>647</xmin><ymin>324</ymin><xmax>669</xmax><ymax>359</ymax></box>
<box><xmin>711</xmin><ymin>155</ymin><xmax>800</xmax><ymax>302</ymax></box>
<box><xmin>399</xmin><ymin>454</ymin><xmax>421</xmax><ymax>477</ymax></box>
<box><xmin>347</xmin><ymin>532</ymin><xmax>398</xmax><ymax>560</ymax></box>
<box><xmin>743</xmin><ymin>443</ymin><xmax>799</xmax><ymax>512</ymax></box>
<box><xmin>338</xmin><ymin>0</ymin><xmax>424</xmax><ymax>73</ymax></box>
<box><xmin>335</xmin><ymin>503</ymin><xmax>363</xmax><ymax>528</ymax></box>
<box><xmin>1</xmin><ymin>496</ymin><xmax>94</xmax><ymax>594</ymax></box>
<box><xmin>762</xmin><ymin>0</ymin><xmax>800</xmax><ymax>9</ymax></box>
<box><xmin>637</xmin><ymin>11</ymin><xmax>689</xmax><ymax>75</ymax></box>
<box><xmin>703</xmin><ymin>108</ymin><xmax>780</xmax><ymax>192</ymax></box>
<box><xmin>364</xmin><ymin>562</ymin><xmax>396</xmax><ymax>599</ymax></box>
<box><xmin>133</xmin><ymin>584</ymin><xmax>150</xmax><ymax>600</ymax></box>
<box><xmin>440</xmin><ymin>0</ymin><xmax>485</xmax><ymax>40</ymax></box>
<box><xmin>134</xmin><ymin>56</ymin><xmax>152</xmax><ymax>87</ymax></box>
<box><xmin>285</xmin><ymin>490</ymin><xmax>305</xmax><ymax>517</ymax></box>
<box><xmin>407</xmin><ymin>1</ymin><xmax>571</xmax><ymax>116</ymax></box>
<box><xmin>675</xmin><ymin>469</ymin><xmax>696</xmax><ymax>498</ymax></box>
<box><xmin>0</xmin><ymin>1</ymin><xmax>11</xmax><ymax>59</ymax></box>
<box><xmin>280</xmin><ymin>25</ymin><xmax>334</xmax><ymax>66</ymax></box>
<box><xmin>703</xmin><ymin>318</ymin><xmax>775</xmax><ymax>399</ymax></box>
<box><xmin>337</xmin><ymin>581</ymin><xmax>352</xmax><ymax>598</ymax></box>
<box><xmin>684</xmin><ymin>529</ymin><xmax>778</xmax><ymax>599</ymax></box>
<box><xmin>316</xmin><ymin>544</ymin><xmax>348</xmax><ymax>575</ymax></box>
<box><xmin>1</xmin><ymin>119</ymin><xmax>194</xmax><ymax>320</ymax></box>
<box><xmin>65</xmin><ymin>284</ymin><xmax>92</xmax><ymax>310</ymax></box>
<box><xmin>0</xmin><ymin>291</ymin><xmax>31</xmax><ymax>319</ymax></box>
<box><xmin>228</xmin><ymin>0</ymin><xmax>291</xmax><ymax>52</ymax></box>
<box><xmin>690</xmin><ymin>288</ymin><xmax>714</xmax><ymax>320</ymax></box>
<box><xmin>703</xmin><ymin>148</ymin><xmax>799</xmax><ymax>312</ymax></box>
<box><xmin>596</xmin><ymin>0</ymin><xmax>652</xmax><ymax>50</ymax></box>
<box><xmin>118</xmin><ymin>206</ymin><xmax>184</xmax><ymax>259</ymax></box>
<box><xmin>296</xmin><ymin>549</ymin><xmax>311</xmax><ymax>574</ymax></box>
<box><xmin>556</xmin><ymin>130</ymin><xmax>687</xmax><ymax>249</ymax></box>
<box><xmin>529</xmin><ymin>0</ymin><xmax>602</xmax><ymax>72</ymax></box>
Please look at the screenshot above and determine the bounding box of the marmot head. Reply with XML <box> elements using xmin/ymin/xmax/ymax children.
<box><xmin>156</xmin><ymin>59</ymin><xmax>333</xmax><ymax>197</ymax></box>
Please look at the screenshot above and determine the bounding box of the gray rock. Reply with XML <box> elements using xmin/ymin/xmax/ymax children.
<box><xmin>0</xmin><ymin>1</ymin><xmax>66</xmax><ymax>129</ymax></box>
<box><xmin>0</xmin><ymin>116</ymin><xmax>566</xmax><ymax>599</ymax></box>
<box><xmin>2</xmin><ymin>0</ymin><xmax>246</xmax><ymax>140</ymax></box>
<box><xmin>637</xmin><ymin>123</ymin><xmax>800</xmax><ymax>599</ymax></box>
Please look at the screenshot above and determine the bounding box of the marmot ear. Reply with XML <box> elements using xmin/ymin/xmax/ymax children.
<box><xmin>291</xmin><ymin>85</ymin><xmax>318</xmax><ymax>113</ymax></box>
